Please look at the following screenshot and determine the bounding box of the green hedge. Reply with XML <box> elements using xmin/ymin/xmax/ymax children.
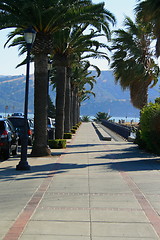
<box><xmin>63</xmin><ymin>133</ymin><xmax>72</xmax><ymax>139</ymax></box>
<box><xmin>48</xmin><ymin>139</ymin><xmax>66</xmax><ymax>149</ymax></box>
<box><xmin>77</xmin><ymin>121</ymin><xmax>82</xmax><ymax>126</ymax></box>
<box><xmin>71</xmin><ymin>129</ymin><xmax>76</xmax><ymax>134</ymax></box>
<box><xmin>136</xmin><ymin>103</ymin><xmax>160</xmax><ymax>154</ymax></box>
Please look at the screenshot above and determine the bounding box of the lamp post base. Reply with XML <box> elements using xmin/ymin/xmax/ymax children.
<box><xmin>16</xmin><ymin>161</ymin><xmax>30</xmax><ymax>171</ymax></box>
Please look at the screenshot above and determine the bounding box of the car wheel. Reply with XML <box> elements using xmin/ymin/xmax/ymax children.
<box><xmin>2</xmin><ymin>148</ymin><xmax>10</xmax><ymax>160</ymax></box>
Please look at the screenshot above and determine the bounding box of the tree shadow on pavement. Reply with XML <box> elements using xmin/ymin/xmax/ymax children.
<box><xmin>1</xmin><ymin>157</ymin><xmax>160</xmax><ymax>183</ymax></box>
<box><xmin>96</xmin><ymin>146</ymin><xmax>156</xmax><ymax>160</ymax></box>
<box><xmin>105</xmin><ymin>159</ymin><xmax>160</xmax><ymax>172</ymax></box>
<box><xmin>0</xmin><ymin>143</ymin><xmax>160</xmax><ymax>182</ymax></box>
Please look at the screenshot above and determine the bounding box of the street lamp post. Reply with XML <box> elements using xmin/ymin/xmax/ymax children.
<box><xmin>48</xmin><ymin>58</ymin><xmax>53</xmax><ymax>97</ymax></box>
<box><xmin>16</xmin><ymin>27</ymin><xmax>36</xmax><ymax>170</ymax></box>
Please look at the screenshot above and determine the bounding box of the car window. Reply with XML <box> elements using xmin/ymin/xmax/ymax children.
<box><xmin>7</xmin><ymin>121</ymin><xmax>15</xmax><ymax>132</ymax></box>
<box><xmin>5</xmin><ymin>122</ymin><xmax>12</xmax><ymax>131</ymax></box>
<box><xmin>29</xmin><ymin>119</ymin><xmax>34</xmax><ymax>128</ymax></box>
<box><xmin>9</xmin><ymin>118</ymin><xmax>30</xmax><ymax>129</ymax></box>
<box><xmin>9</xmin><ymin>118</ymin><xmax>24</xmax><ymax>127</ymax></box>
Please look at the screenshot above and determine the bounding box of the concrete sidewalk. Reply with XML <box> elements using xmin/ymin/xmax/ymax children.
<box><xmin>1</xmin><ymin>122</ymin><xmax>160</xmax><ymax>239</ymax></box>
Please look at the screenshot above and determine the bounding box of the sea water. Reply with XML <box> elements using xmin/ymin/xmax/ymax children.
<box><xmin>110</xmin><ymin>116</ymin><xmax>139</xmax><ymax>123</ymax></box>
<box><xmin>1</xmin><ymin>113</ymin><xmax>140</xmax><ymax>123</ymax></box>
<box><xmin>0</xmin><ymin>112</ymin><xmax>34</xmax><ymax>119</ymax></box>
<box><xmin>89</xmin><ymin>115</ymin><xmax>139</xmax><ymax>123</ymax></box>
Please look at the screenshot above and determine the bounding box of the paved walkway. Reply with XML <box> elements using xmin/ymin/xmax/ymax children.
<box><xmin>1</xmin><ymin>122</ymin><xmax>160</xmax><ymax>240</ymax></box>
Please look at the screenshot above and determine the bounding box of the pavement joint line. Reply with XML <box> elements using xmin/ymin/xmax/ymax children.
<box><xmin>28</xmin><ymin>219</ymin><xmax>150</xmax><ymax>225</ymax></box>
<box><xmin>44</xmin><ymin>192</ymin><xmax>133</xmax><ymax>196</ymax></box>
<box><xmin>38</xmin><ymin>206</ymin><xmax>143</xmax><ymax>212</ymax></box>
<box><xmin>121</xmin><ymin>171</ymin><xmax>160</xmax><ymax>238</ymax></box>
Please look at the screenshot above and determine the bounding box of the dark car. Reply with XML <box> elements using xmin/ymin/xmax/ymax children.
<box><xmin>8</xmin><ymin>116</ymin><xmax>34</xmax><ymax>146</ymax></box>
<box><xmin>47</xmin><ymin>117</ymin><xmax>55</xmax><ymax>140</ymax></box>
<box><xmin>11</xmin><ymin>112</ymin><xmax>23</xmax><ymax>116</ymax></box>
<box><xmin>0</xmin><ymin>118</ymin><xmax>19</xmax><ymax>160</ymax></box>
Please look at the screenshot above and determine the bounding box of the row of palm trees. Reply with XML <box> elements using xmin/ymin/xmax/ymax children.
<box><xmin>0</xmin><ymin>0</ymin><xmax>115</xmax><ymax>156</ymax></box>
<box><xmin>0</xmin><ymin>0</ymin><xmax>160</xmax><ymax>157</ymax></box>
<box><xmin>50</xmin><ymin>25</ymin><xmax>109</xmax><ymax>140</ymax></box>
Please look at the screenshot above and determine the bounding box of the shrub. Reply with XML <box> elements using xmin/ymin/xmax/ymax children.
<box><xmin>136</xmin><ymin>103</ymin><xmax>160</xmax><ymax>154</ymax></box>
<box><xmin>76</xmin><ymin>122</ymin><xmax>82</xmax><ymax>128</ymax></box>
<box><xmin>48</xmin><ymin>139</ymin><xmax>66</xmax><ymax>149</ymax></box>
<box><xmin>95</xmin><ymin>112</ymin><xmax>111</xmax><ymax>121</ymax></box>
<box><xmin>63</xmin><ymin>133</ymin><xmax>72</xmax><ymax>139</ymax></box>
<box><xmin>81</xmin><ymin>115</ymin><xmax>90</xmax><ymax>122</ymax></box>
<box><xmin>72</xmin><ymin>126</ymin><xmax>78</xmax><ymax>130</ymax></box>
<box><xmin>134</xmin><ymin>129</ymin><xmax>146</xmax><ymax>149</ymax></box>
<box><xmin>71</xmin><ymin>129</ymin><xmax>76</xmax><ymax>134</ymax></box>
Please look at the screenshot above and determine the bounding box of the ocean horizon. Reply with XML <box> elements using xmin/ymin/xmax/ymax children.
<box><xmin>1</xmin><ymin>112</ymin><xmax>140</xmax><ymax>123</ymax></box>
<box><xmin>83</xmin><ymin>115</ymin><xmax>140</xmax><ymax>123</ymax></box>
<box><xmin>0</xmin><ymin>112</ymin><xmax>34</xmax><ymax>119</ymax></box>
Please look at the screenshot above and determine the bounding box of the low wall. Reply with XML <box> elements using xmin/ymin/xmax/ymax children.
<box><xmin>101</xmin><ymin>120</ymin><xmax>131</xmax><ymax>139</ymax></box>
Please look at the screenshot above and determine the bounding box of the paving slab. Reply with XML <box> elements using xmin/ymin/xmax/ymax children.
<box><xmin>91</xmin><ymin>222</ymin><xmax>158</xmax><ymax>238</ymax></box>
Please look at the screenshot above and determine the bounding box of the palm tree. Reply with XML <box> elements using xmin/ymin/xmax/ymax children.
<box><xmin>51</xmin><ymin>25</ymin><xmax>110</xmax><ymax>138</ymax></box>
<box><xmin>111</xmin><ymin>17</ymin><xmax>159</xmax><ymax>109</ymax></box>
<box><xmin>0</xmin><ymin>0</ymin><xmax>115</xmax><ymax>156</ymax></box>
<box><xmin>135</xmin><ymin>0</ymin><xmax>160</xmax><ymax>57</ymax></box>
<box><xmin>70</xmin><ymin>61</ymin><xmax>98</xmax><ymax>126</ymax></box>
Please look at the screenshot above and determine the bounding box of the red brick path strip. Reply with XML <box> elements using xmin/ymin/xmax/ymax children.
<box><xmin>3</xmin><ymin>176</ymin><xmax>53</xmax><ymax>240</ymax></box>
<box><xmin>121</xmin><ymin>172</ymin><xmax>160</xmax><ymax>237</ymax></box>
<box><xmin>3</xmin><ymin>128</ymin><xmax>79</xmax><ymax>240</ymax></box>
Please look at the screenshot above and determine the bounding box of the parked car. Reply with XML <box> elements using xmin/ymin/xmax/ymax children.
<box><xmin>0</xmin><ymin>118</ymin><xmax>19</xmax><ymax>160</ymax></box>
<box><xmin>8</xmin><ymin>116</ymin><xmax>34</xmax><ymax>146</ymax></box>
<box><xmin>48</xmin><ymin>117</ymin><xmax>55</xmax><ymax>140</ymax></box>
<box><xmin>11</xmin><ymin>112</ymin><xmax>23</xmax><ymax>116</ymax></box>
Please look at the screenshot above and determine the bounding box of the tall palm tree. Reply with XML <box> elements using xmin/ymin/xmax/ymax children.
<box><xmin>0</xmin><ymin>0</ymin><xmax>115</xmax><ymax>156</ymax></box>
<box><xmin>70</xmin><ymin>61</ymin><xmax>97</xmax><ymax>126</ymax></box>
<box><xmin>51</xmin><ymin>25</ymin><xmax>110</xmax><ymax>138</ymax></box>
<box><xmin>111</xmin><ymin>17</ymin><xmax>159</xmax><ymax>109</ymax></box>
<box><xmin>135</xmin><ymin>0</ymin><xmax>160</xmax><ymax>57</ymax></box>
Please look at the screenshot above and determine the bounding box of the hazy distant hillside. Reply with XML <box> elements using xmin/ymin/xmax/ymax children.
<box><xmin>0</xmin><ymin>75</ymin><xmax>34</xmax><ymax>114</ymax></box>
<box><xmin>0</xmin><ymin>71</ymin><xmax>159</xmax><ymax>117</ymax></box>
<box><xmin>80</xmin><ymin>71</ymin><xmax>160</xmax><ymax>117</ymax></box>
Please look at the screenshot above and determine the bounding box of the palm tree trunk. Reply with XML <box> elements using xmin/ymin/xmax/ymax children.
<box><xmin>130</xmin><ymin>80</ymin><xmax>148</xmax><ymax>109</ymax></box>
<box><xmin>55</xmin><ymin>64</ymin><xmax>67</xmax><ymax>139</ymax></box>
<box><xmin>70</xmin><ymin>88</ymin><xmax>73</xmax><ymax>129</ymax></box>
<box><xmin>73</xmin><ymin>86</ymin><xmax>78</xmax><ymax>126</ymax></box>
<box><xmin>31</xmin><ymin>53</ymin><xmax>51</xmax><ymax>156</ymax></box>
<box><xmin>64</xmin><ymin>69</ymin><xmax>71</xmax><ymax>133</ymax></box>
<box><xmin>77</xmin><ymin>99</ymin><xmax>80</xmax><ymax>123</ymax></box>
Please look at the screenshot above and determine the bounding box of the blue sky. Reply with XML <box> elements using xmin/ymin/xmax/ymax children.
<box><xmin>0</xmin><ymin>0</ymin><xmax>136</xmax><ymax>76</ymax></box>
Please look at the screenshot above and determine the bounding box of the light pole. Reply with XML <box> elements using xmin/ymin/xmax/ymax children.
<box><xmin>48</xmin><ymin>58</ymin><xmax>53</xmax><ymax>98</ymax></box>
<box><xmin>16</xmin><ymin>27</ymin><xmax>36</xmax><ymax>170</ymax></box>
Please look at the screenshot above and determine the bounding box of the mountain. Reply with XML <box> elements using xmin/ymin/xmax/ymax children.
<box><xmin>80</xmin><ymin>71</ymin><xmax>160</xmax><ymax>118</ymax></box>
<box><xmin>0</xmin><ymin>74</ymin><xmax>34</xmax><ymax>114</ymax></box>
<box><xmin>0</xmin><ymin>71</ymin><xmax>159</xmax><ymax>117</ymax></box>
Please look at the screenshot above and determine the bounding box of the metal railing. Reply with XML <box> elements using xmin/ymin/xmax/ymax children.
<box><xmin>101</xmin><ymin>119</ymin><xmax>131</xmax><ymax>139</ymax></box>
